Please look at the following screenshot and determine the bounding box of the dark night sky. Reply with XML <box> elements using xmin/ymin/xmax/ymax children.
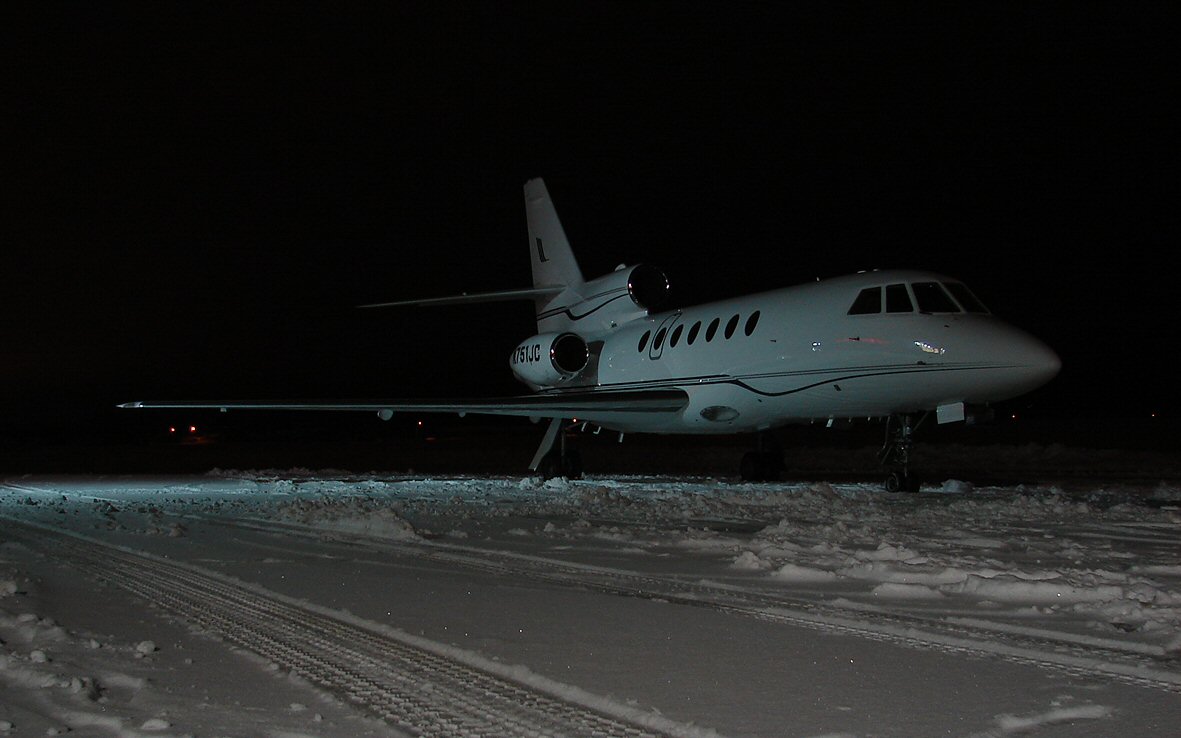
<box><xmin>6</xmin><ymin>3</ymin><xmax>1180</xmax><ymax>440</ymax></box>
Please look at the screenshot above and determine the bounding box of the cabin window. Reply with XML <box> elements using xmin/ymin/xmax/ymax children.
<box><xmin>637</xmin><ymin>330</ymin><xmax>651</xmax><ymax>352</ymax></box>
<box><xmin>670</xmin><ymin>324</ymin><xmax>684</xmax><ymax>347</ymax></box>
<box><xmin>653</xmin><ymin>327</ymin><xmax>667</xmax><ymax>350</ymax></box>
<box><xmin>745</xmin><ymin>311</ymin><xmax>760</xmax><ymax>336</ymax></box>
<box><xmin>848</xmin><ymin>287</ymin><xmax>881</xmax><ymax>315</ymax></box>
<box><xmin>944</xmin><ymin>282</ymin><xmax>989</xmax><ymax>313</ymax></box>
<box><xmin>885</xmin><ymin>283</ymin><xmax>913</xmax><ymax>313</ymax></box>
<box><xmin>705</xmin><ymin>318</ymin><xmax>720</xmax><ymax>342</ymax></box>
<box><xmin>724</xmin><ymin>314</ymin><xmax>740</xmax><ymax>339</ymax></box>
<box><xmin>912</xmin><ymin>281</ymin><xmax>960</xmax><ymax>313</ymax></box>
<box><xmin>687</xmin><ymin>321</ymin><xmax>701</xmax><ymax>345</ymax></box>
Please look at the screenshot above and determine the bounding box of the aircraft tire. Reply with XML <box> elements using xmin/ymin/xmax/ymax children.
<box><xmin>563</xmin><ymin>450</ymin><xmax>584</xmax><ymax>480</ymax></box>
<box><xmin>538</xmin><ymin>452</ymin><xmax>561</xmax><ymax>480</ymax></box>
<box><xmin>884</xmin><ymin>471</ymin><xmax>921</xmax><ymax>493</ymax></box>
<box><xmin>538</xmin><ymin>450</ymin><xmax>583</xmax><ymax>480</ymax></box>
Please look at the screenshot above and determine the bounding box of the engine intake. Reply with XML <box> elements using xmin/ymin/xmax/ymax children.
<box><xmin>510</xmin><ymin>332</ymin><xmax>589</xmax><ymax>388</ymax></box>
<box><xmin>625</xmin><ymin>264</ymin><xmax>670</xmax><ymax>310</ymax></box>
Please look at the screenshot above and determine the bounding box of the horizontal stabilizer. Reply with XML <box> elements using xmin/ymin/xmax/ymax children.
<box><xmin>358</xmin><ymin>286</ymin><xmax>563</xmax><ymax>310</ymax></box>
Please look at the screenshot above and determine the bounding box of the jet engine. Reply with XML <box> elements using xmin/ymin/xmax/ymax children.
<box><xmin>537</xmin><ymin>264</ymin><xmax>670</xmax><ymax>334</ymax></box>
<box><xmin>509</xmin><ymin>332</ymin><xmax>589</xmax><ymax>388</ymax></box>
<box><xmin>613</xmin><ymin>263</ymin><xmax>670</xmax><ymax>311</ymax></box>
<box><xmin>576</xmin><ymin>263</ymin><xmax>669</xmax><ymax>313</ymax></box>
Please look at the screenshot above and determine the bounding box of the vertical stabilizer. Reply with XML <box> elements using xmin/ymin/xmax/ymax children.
<box><xmin>525</xmin><ymin>178</ymin><xmax>585</xmax><ymax>333</ymax></box>
<box><xmin>525</xmin><ymin>178</ymin><xmax>584</xmax><ymax>291</ymax></box>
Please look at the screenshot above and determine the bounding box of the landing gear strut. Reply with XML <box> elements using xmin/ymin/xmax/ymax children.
<box><xmin>878</xmin><ymin>413</ymin><xmax>926</xmax><ymax>492</ymax></box>
<box><xmin>530</xmin><ymin>418</ymin><xmax>583</xmax><ymax>480</ymax></box>
<box><xmin>740</xmin><ymin>431</ymin><xmax>784</xmax><ymax>482</ymax></box>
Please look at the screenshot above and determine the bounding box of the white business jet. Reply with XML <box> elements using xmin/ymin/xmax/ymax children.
<box><xmin>122</xmin><ymin>178</ymin><xmax>1060</xmax><ymax>490</ymax></box>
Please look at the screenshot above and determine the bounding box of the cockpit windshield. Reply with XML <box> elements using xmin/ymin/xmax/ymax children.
<box><xmin>911</xmin><ymin>282</ymin><xmax>959</xmax><ymax>313</ymax></box>
<box><xmin>943</xmin><ymin>282</ymin><xmax>989</xmax><ymax>313</ymax></box>
<box><xmin>847</xmin><ymin>281</ymin><xmax>990</xmax><ymax>315</ymax></box>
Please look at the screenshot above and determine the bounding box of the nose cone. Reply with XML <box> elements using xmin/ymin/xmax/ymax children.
<box><xmin>1029</xmin><ymin>338</ymin><xmax>1062</xmax><ymax>386</ymax></box>
<box><xmin>1004</xmin><ymin>328</ymin><xmax>1061</xmax><ymax>397</ymax></box>
<box><xmin>953</xmin><ymin>318</ymin><xmax>1061</xmax><ymax>402</ymax></box>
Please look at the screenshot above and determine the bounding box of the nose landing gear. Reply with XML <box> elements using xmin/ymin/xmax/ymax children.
<box><xmin>879</xmin><ymin>413</ymin><xmax>927</xmax><ymax>493</ymax></box>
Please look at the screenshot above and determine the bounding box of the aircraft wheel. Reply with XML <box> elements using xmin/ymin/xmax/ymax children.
<box><xmin>761</xmin><ymin>452</ymin><xmax>783</xmax><ymax>482</ymax></box>
<box><xmin>538</xmin><ymin>452</ymin><xmax>562</xmax><ymax>480</ymax></box>
<box><xmin>538</xmin><ymin>450</ymin><xmax>583</xmax><ymax>480</ymax></box>
<box><xmin>884</xmin><ymin>471</ymin><xmax>921</xmax><ymax>493</ymax></box>
<box><xmin>563</xmin><ymin>450</ymin><xmax>584</xmax><ymax>480</ymax></box>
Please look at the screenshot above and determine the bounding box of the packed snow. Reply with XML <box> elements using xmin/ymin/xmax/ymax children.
<box><xmin>2</xmin><ymin>464</ymin><xmax>1180</xmax><ymax>736</ymax></box>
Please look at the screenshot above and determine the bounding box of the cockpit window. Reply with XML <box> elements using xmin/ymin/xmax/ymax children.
<box><xmin>911</xmin><ymin>281</ymin><xmax>960</xmax><ymax>313</ymax></box>
<box><xmin>849</xmin><ymin>281</ymin><xmax>982</xmax><ymax>315</ymax></box>
<box><xmin>848</xmin><ymin>287</ymin><xmax>881</xmax><ymax>315</ymax></box>
<box><xmin>944</xmin><ymin>282</ymin><xmax>989</xmax><ymax>313</ymax></box>
<box><xmin>885</xmin><ymin>283</ymin><xmax>913</xmax><ymax>313</ymax></box>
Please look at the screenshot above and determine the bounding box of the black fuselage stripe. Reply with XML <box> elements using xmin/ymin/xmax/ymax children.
<box><xmin>555</xmin><ymin>363</ymin><xmax>1018</xmax><ymax>397</ymax></box>
<box><xmin>537</xmin><ymin>292</ymin><xmax>631</xmax><ymax>321</ymax></box>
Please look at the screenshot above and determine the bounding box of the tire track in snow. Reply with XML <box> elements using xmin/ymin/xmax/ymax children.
<box><xmin>213</xmin><ymin>515</ymin><xmax>1181</xmax><ymax>694</ymax></box>
<box><xmin>422</xmin><ymin>546</ymin><xmax>1181</xmax><ymax>694</ymax></box>
<box><xmin>1</xmin><ymin>517</ymin><xmax>713</xmax><ymax>738</ymax></box>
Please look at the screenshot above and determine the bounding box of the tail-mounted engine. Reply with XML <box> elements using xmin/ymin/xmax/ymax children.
<box><xmin>510</xmin><ymin>332</ymin><xmax>589</xmax><ymax>389</ymax></box>
<box><xmin>536</xmin><ymin>264</ymin><xmax>669</xmax><ymax>334</ymax></box>
<box><xmin>617</xmin><ymin>264</ymin><xmax>670</xmax><ymax>311</ymax></box>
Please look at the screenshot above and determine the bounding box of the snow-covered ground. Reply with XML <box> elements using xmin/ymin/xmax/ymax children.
<box><xmin>2</xmin><ymin>466</ymin><xmax>1179</xmax><ymax>736</ymax></box>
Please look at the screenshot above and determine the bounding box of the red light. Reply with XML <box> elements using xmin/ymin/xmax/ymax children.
<box><xmin>168</xmin><ymin>426</ymin><xmax>176</xmax><ymax>433</ymax></box>
<box><xmin>189</xmin><ymin>425</ymin><xmax>197</xmax><ymax>433</ymax></box>
<box><xmin>417</xmin><ymin>420</ymin><xmax>423</xmax><ymax>427</ymax></box>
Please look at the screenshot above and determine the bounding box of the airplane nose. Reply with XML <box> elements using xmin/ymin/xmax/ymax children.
<box><xmin>1036</xmin><ymin>342</ymin><xmax>1062</xmax><ymax>383</ymax></box>
<box><xmin>964</xmin><ymin>320</ymin><xmax>1061</xmax><ymax>401</ymax></box>
<box><xmin>1014</xmin><ymin>331</ymin><xmax>1061</xmax><ymax>390</ymax></box>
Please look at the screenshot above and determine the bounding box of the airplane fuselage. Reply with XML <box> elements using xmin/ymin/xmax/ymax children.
<box><xmin>538</xmin><ymin>269</ymin><xmax>1060</xmax><ymax>434</ymax></box>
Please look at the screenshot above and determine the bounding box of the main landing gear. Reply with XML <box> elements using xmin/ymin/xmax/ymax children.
<box><xmin>878</xmin><ymin>413</ymin><xmax>927</xmax><ymax>493</ymax></box>
<box><xmin>740</xmin><ymin>431</ymin><xmax>785</xmax><ymax>482</ymax></box>
<box><xmin>531</xmin><ymin>418</ymin><xmax>583</xmax><ymax>480</ymax></box>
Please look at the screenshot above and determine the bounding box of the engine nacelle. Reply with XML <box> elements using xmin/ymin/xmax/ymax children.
<box><xmin>537</xmin><ymin>264</ymin><xmax>669</xmax><ymax>334</ymax></box>
<box><xmin>509</xmin><ymin>332</ymin><xmax>589</xmax><ymax>388</ymax></box>
<box><xmin>581</xmin><ymin>263</ymin><xmax>669</xmax><ymax>311</ymax></box>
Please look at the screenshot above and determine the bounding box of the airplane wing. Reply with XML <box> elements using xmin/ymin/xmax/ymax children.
<box><xmin>118</xmin><ymin>388</ymin><xmax>689</xmax><ymax>422</ymax></box>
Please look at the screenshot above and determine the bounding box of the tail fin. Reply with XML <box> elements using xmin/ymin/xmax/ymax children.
<box><xmin>525</xmin><ymin>178</ymin><xmax>584</xmax><ymax>291</ymax></box>
<box><xmin>358</xmin><ymin>179</ymin><xmax>584</xmax><ymax>335</ymax></box>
